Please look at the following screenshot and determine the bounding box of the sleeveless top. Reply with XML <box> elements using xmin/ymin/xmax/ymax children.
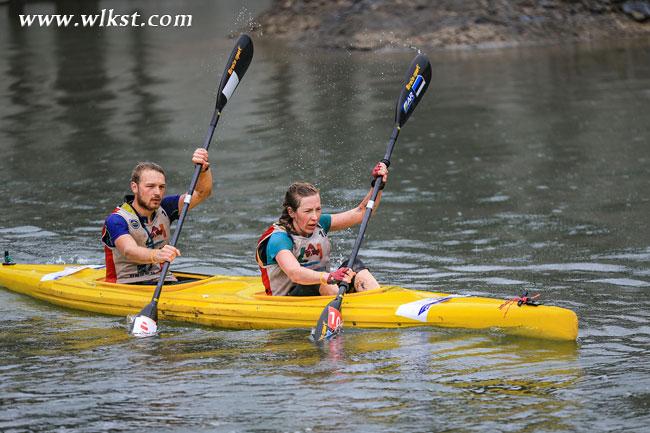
<box><xmin>102</xmin><ymin>201</ymin><xmax>176</xmax><ymax>284</ymax></box>
<box><xmin>256</xmin><ymin>223</ymin><xmax>331</xmax><ymax>296</ymax></box>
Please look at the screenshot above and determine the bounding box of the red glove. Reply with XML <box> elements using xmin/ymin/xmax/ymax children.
<box><xmin>371</xmin><ymin>162</ymin><xmax>383</xmax><ymax>178</ymax></box>
<box><xmin>327</xmin><ymin>267</ymin><xmax>351</xmax><ymax>284</ymax></box>
<box><xmin>370</xmin><ymin>162</ymin><xmax>388</xmax><ymax>189</ymax></box>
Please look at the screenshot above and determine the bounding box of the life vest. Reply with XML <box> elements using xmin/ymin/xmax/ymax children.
<box><xmin>255</xmin><ymin>223</ymin><xmax>331</xmax><ymax>296</ymax></box>
<box><xmin>102</xmin><ymin>200</ymin><xmax>175</xmax><ymax>284</ymax></box>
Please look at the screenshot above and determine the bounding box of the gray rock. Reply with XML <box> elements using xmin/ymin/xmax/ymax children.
<box><xmin>622</xmin><ymin>1</ymin><xmax>650</xmax><ymax>21</ymax></box>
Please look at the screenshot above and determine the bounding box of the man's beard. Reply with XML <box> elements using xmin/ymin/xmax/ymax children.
<box><xmin>135</xmin><ymin>194</ymin><xmax>160</xmax><ymax>213</ymax></box>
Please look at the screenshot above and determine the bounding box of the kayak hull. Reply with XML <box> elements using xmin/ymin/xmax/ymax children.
<box><xmin>0</xmin><ymin>264</ymin><xmax>578</xmax><ymax>341</ymax></box>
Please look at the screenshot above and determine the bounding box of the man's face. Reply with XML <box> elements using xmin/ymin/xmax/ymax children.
<box><xmin>131</xmin><ymin>169</ymin><xmax>166</xmax><ymax>213</ymax></box>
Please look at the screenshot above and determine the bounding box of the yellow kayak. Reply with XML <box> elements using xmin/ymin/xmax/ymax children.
<box><xmin>0</xmin><ymin>264</ymin><xmax>578</xmax><ymax>341</ymax></box>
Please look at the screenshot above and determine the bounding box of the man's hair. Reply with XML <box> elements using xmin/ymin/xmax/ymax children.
<box><xmin>131</xmin><ymin>162</ymin><xmax>165</xmax><ymax>184</ymax></box>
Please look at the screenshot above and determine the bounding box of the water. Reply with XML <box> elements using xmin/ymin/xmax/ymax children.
<box><xmin>1</xmin><ymin>1</ymin><xmax>649</xmax><ymax>431</ymax></box>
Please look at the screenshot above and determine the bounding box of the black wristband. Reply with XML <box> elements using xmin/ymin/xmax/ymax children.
<box><xmin>370</xmin><ymin>177</ymin><xmax>385</xmax><ymax>190</ymax></box>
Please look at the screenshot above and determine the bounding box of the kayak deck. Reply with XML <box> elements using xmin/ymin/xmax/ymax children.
<box><xmin>0</xmin><ymin>264</ymin><xmax>578</xmax><ymax>341</ymax></box>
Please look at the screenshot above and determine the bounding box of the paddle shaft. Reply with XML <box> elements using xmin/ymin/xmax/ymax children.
<box><xmin>149</xmin><ymin>111</ymin><xmax>221</xmax><ymax>305</ymax></box>
<box><xmin>337</xmin><ymin>125</ymin><xmax>401</xmax><ymax>295</ymax></box>
<box><xmin>312</xmin><ymin>53</ymin><xmax>430</xmax><ymax>342</ymax></box>
<box><xmin>311</xmin><ymin>125</ymin><xmax>402</xmax><ymax>341</ymax></box>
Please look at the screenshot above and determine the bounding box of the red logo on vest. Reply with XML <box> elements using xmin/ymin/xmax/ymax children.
<box><xmin>304</xmin><ymin>243</ymin><xmax>323</xmax><ymax>259</ymax></box>
<box><xmin>150</xmin><ymin>224</ymin><xmax>167</xmax><ymax>239</ymax></box>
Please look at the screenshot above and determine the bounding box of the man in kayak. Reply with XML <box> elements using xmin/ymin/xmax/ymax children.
<box><xmin>101</xmin><ymin>148</ymin><xmax>212</xmax><ymax>284</ymax></box>
<box><xmin>256</xmin><ymin>162</ymin><xmax>389</xmax><ymax>296</ymax></box>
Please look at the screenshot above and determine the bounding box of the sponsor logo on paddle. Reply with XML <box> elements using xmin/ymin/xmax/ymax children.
<box><xmin>227</xmin><ymin>46</ymin><xmax>242</xmax><ymax>75</ymax></box>
<box><xmin>327</xmin><ymin>306</ymin><xmax>342</xmax><ymax>331</ymax></box>
<box><xmin>412</xmin><ymin>75</ymin><xmax>425</xmax><ymax>96</ymax></box>
<box><xmin>222</xmin><ymin>72</ymin><xmax>240</xmax><ymax>100</ymax></box>
<box><xmin>131</xmin><ymin>315</ymin><xmax>157</xmax><ymax>337</ymax></box>
<box><xmin>405</xmin><ymin>64</ymin><xmax>421</xmax><ymax>90</ymax></box>
<box><xmin>402</xmin><ymin>75</ymin><xmax>426</xmax><ymax>114</ymax></box>
<box><xmin>402</xmin><ymin>91</ymin><xmax>415</xmax><ymax>113</ymax></box>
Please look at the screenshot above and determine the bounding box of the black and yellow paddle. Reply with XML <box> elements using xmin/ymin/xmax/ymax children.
<box><xmin>130</xmin><ymin>35</ymin><xmax>254</xmax><ymax>337</ymax></box>
<box><xmin>311</xmin><ymin>53</ymin><xmax>431</xmax><ymax>343</ymax></box>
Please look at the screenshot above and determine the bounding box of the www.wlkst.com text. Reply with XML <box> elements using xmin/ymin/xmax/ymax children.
<box><xmin>19</xmin><ymin>9</ymin><xmax>192</xmax><ymax>28</ymax></box>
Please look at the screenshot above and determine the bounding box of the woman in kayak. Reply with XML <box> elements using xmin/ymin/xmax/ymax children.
<box><xmin>256</xmin><ymin>162</ymin><xmax>388</xmax><ymax>296</ymax></box>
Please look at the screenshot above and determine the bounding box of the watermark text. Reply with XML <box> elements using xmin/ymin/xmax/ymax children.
<box><xmin>19</xmin><ymin>9</ymin><xmax>192</xmax><ymax>28</ymax></box>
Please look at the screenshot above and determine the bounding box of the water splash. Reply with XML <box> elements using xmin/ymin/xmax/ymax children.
<box><xmin>233</xmin><ymin>6</ymin><xmax>262</xmax><ymax>35</ymax></box>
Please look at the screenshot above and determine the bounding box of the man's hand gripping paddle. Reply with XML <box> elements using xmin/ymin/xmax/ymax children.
<box><xmin>311</xmin><ymin>53</ymin><xmax>431</xmax><ymax>343</ymax></box>
<box><xmin>130</xmin><ymin>35</ymin><xmax>254</xmax><ymax>337</ymax></box>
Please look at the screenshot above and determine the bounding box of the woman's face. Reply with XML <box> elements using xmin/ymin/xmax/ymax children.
<box><xmin>289</xmin><ymin>193</ymin><xmax>321</xmax><ymax>236</ymax></box>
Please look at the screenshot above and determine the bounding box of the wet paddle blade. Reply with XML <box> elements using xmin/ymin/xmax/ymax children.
<box><xmin>216</xmin><ymin>34</ymin><xmax>254</xmax><ymax>112</ymax></box>
<box><xmin>311</xmin><ymin>297</ymin><xmax>344</xmax><ymax>343</ymax></box>
<box><xmin>130</xmin><ymin>300</ymin><xmax>159</xmax><ymax>338</ymax></box>
<box><xmin>395</xmin><ymin>53</ymin><xmax>431</xmax><ymax>127</ymax></box>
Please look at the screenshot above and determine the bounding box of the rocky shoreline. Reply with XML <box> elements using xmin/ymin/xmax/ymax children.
<box><xmin>253</xmin><ymin>0</ymin><xmax>650</xmax><ymax>51</ymax></box>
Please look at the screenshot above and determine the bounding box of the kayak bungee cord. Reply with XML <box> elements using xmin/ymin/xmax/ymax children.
<box><xmin>498</xmin><ymin>291</ymin><xmax>541</xmax><ymax>317</ymax></box>
<box><xmin>129</xmin><ymin>34</ymin><xmax>254</xmax><ymax>338</ymax></box>
<box><xmin>311</xmin><ymin>53</ymin><xmax>432</xmax><ymax>343</ymax></box>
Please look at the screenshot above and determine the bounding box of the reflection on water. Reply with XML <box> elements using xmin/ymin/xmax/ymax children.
<box><xmin>1</xmin><ymin>0</ymin><xmax>650</xmax><ymax>431</ymax></box>
<box><xmin>0</xmin><ymin>295</ymin><xmax>583</xmax><ymax>431</ymax></box>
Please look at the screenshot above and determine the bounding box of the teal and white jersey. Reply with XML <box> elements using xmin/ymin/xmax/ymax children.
<box><xmin>256</xmin><ymin>214</ymin><xmax>332</xmax><ymax>296</ymax></box>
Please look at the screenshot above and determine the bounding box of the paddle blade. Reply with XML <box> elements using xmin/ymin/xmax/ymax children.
<box><xmin>130</xmin><ymin>300</ymin><xmax>159</xmax><ymax>337</ymax></box>
<box><xmin>130</xmin><ymin>315</ymin><xmax>158</xmax><ymax>338</ymax></box>
<box><xmin>311</xmin><ymin>297</ymin><xmax>344</xmax><ymax>343</ymax></box>
<box><xmin>395</xmin><ymin>53</ymin><xmax>431</xmax><ymax>127</ymax></box>
<box><xmin>216</xmin><ymin>34</ymin><xmax>254</xmax><ymax>112</ymax></box>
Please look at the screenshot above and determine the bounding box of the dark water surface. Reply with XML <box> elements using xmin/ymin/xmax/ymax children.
<box><xmin>1</xmin><ymin>1</ymin><xmax>649</xmax><ymax>432</ymax></box>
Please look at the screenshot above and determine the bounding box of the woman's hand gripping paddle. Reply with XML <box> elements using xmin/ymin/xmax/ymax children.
<box><xmin>130</xmin><ymin>35</ymin><xmax>254</xmax><ymax>337</ymax></box>
<box><xmin>311</xmin><ymin>53</ymin><xmax>431</xmax><ymax>343</ymax></box>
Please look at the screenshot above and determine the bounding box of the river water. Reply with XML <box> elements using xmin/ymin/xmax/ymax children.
<box><xmin>1</xmin><ymin>1</ymin><xmax>649</xmax><ymax>432</ymax></box>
